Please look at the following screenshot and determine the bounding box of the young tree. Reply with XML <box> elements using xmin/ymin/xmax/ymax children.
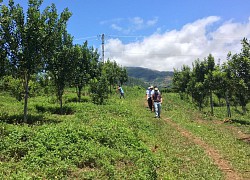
<box><xmin>118</xmin><ymin>67</ymin><xmax>128</xmax><ymax>86</ymax></box>
<box><xmin>89</xmin><ymin>65</ymin><xmax>109</xmax><ymax>105</ymax></box>
<box><xmin>204</xmin><ymin>54</ymin><xmax>215</xmax><ymax>115</ymax></box>
<box><xmin>228</xmin><ymin>39</ymin><xmax>250</xmax><ymax>114</ymax></box>
<box><xmin>72</xmin><ymin>42</ymin><xmax>89</xmax><ymax>102</ymax></box>
<box><xmin>72</xmin><ymin>42</ymin><xmax>100</xmax><ymax>102</ymax></box>
<box><xmin>103</xmin><ymin>59</ymin><xmax>120</xmax><ymax>93</ymax></box>
<box><xmin>218</xmin><ymin>62</ymin><xmax>235</xmax><ymax>117</ymax></box>
<box><xmin>172</xmin><ymin>65</ymin><xmax>191</xmax><ymax>99</ymax></box>
<box><xmin>0</xmin><ymin>0</ymin><xmax>51</xmax><ymax>122</ymax></box>
<box><xmin>189</xmin><ymin>59</ymin><xmax>207</xmax><ymax>111</ymax></box>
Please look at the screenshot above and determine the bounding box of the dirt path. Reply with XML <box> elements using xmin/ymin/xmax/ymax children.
<box><xmin>163</xmin><ymin>117</ymin><xmax>243</xmax><ymax>180</ymax></box>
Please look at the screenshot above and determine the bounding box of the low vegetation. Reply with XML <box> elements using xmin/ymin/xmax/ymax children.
<box><xmin>1</xmin><ymin>87</ymin><xmax>249</xmax><ymax>179</ymax></box>
<box><xmin>0</xmin><ymin>0</ymin><xmax>249</xmax><ymax>179</ymax></box>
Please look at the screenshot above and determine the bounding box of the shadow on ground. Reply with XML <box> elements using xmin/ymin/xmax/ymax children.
<box><xmin>0</xmin><ymin>114</ymin><xmax>62</xmax><ymax>125</ymax></box>
<box><xmin>35</xmin><ymin>105</ymin><xmax>75</xmax><ymax>115</ymax></box>
<box><xmin>231</xmin><ymin>119</ymin><xmax>250</xmax><ymax>125</ymax></box>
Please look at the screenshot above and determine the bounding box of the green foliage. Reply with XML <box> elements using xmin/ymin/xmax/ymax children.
<box><xmin>0</xmin><ymin>89</ymin><xmax>159</xmax><ymax>179</ymax></box>
<box><xmin>164</xmin><ymin>93</ymin><xmax>250</xmax><ymax>179</ymax></box>
<box><xmin>71</xmin><ymin>42</ymin><xmax>100</xmax><ymax>102</ymax></box>
<box><xmin>1</xmin><ymin>87</ymin><xmax>249</xmax><ymax>179</ymax></box>
<box><xmin>118</xmin><ymin>67</ymin><xmax>128</xmax><ymax>86</ymax></box>
<box><xmin>227</xmin><ymin>39</ymin><xmax>250</xmax><ymax>114</ymax></box>
<box><xmin>172</xmin><ymin>65</ymin><xmax>190</xmax><ymax>98</ymax></box>
<box><xmin>89</xmin><ymin>76</ymin><xmax>109</xmax><ymax>105</ymax></box>
<box><xmin>102</xmin><ymin>59</ymin><xmax>128</xmax><ymax>93</ymax></box>
<box><xmin>0</xmin><ymin>0</ymin><xmax>73</xmax><ymax>121</ymax></box>
<box><xmin>1</xmin><ymin>75</ymin><xmax>23</xmax><ymax>101</ymax></box>
<box><xmin>0</xmin><ymin>75</ymin><xmax>42</xmax><ymax>101</ymax></box>
<box><xmin>173</xmin><ymin>39</ymin><xmax>250</xmax><ymax>116</ymax></box>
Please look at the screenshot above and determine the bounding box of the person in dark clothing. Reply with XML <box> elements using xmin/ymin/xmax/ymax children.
<box><xmin>152</xmin><ymin>87</ymin><xmax>162</xmax><ymax>118</ymax></box>
<box><xmin>146</xmin><ymin>86</ymin><xmax>153</xmax><ymax>111</ymax></box>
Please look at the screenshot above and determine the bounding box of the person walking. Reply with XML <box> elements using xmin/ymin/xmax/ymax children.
<box><xmin>146</xmin><ymin>86</ymin><xmax>153</xmax><ymax>111</ymax></box>
<box><xmin>117</xmin><ymin>85</ymin><xmax>125</xmax><ymax>99</ymax></box>
<box><xmin>152</xmin><ymin>87</ymin><xmax>162</xmax><ymax>118</ymax></box>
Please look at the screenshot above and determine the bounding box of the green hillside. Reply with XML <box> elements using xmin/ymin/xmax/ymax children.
<box><xmin>126</xmin><ymin>67</ymin><xmax>173</xmax><ymax>88</ymax></box>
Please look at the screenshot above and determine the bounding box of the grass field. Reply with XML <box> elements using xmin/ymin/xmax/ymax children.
<box><xmin>0</xmin><ymin>87</ymin><xmax>249</xmax><ymax>179</ymax></box>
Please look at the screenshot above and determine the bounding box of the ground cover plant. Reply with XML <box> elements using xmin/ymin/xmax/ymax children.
<box><xmin>163</xmin><ymin>93</ymin><xmax>250</xmax><ymax>179</ymax></box>
<box><xmin>1</xmin><ymin>1</ymin><xmax>249</xmax><ymax>179</ymax></box>
<box><xmin>2</xmin><ymin>87</ymin><xmax>247</xmax><ymax>179</ymax></box>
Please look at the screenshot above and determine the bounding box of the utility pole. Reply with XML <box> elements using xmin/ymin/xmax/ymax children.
<box><xmin>101</xmin><ymin>34</ymin><xmax>105</xmax><ymax>63</ymax></box>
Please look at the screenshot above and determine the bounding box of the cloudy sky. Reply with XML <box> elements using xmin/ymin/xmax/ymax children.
<box><xmin>2</xmin><ymin>0</ymin><xmax>250</xmax><ymax>71</ymax></box>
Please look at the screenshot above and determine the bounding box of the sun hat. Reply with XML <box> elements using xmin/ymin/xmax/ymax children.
<box><xmin>154</xmin><ymin>87</ymin><xmax>158</xmax><ymax>91</ymax></box>
<box><xmin>150</xmin><ymin>86</ymin><xmax>154</xmax><ymax>89</ymax></box>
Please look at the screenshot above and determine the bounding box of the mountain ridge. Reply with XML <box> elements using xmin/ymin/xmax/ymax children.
<box><xmin>125</xmin><ymin>67</ymin><xmax>173</xmax><ymax>88</ymax></box>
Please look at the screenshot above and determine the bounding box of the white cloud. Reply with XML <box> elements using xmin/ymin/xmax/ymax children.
<box><xmin>146</xmin><ymin>17</ymin><xmax>158</xmax><ymax>26</ymax></box>
<box><xmin>105</xmin><ymin>16</ymin><xmax>250</xmax><ymax>71</ymax></box>
<box><xmin>105</xmin><ymin>16</ymin><xmax>158</xmax><ymax>34</ymax></box>
<box><xmin>111</xmin><ymin>24</ymin><xmax>123</xmax><ymax>32</ymax></box>
<box><xmin>130</xmin><ymin>17</ymin><xmax>144</xmax><ymax>25</ymax></box>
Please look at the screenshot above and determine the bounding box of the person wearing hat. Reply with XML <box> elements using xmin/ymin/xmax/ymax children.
<box><xmin>146</xmin><ymin>86</ymin><xmax>154</xmax><ymax>111</ymax></box>
<box><xmin>152</xmin><ymin>87</ymin><xmax>162</xmax><ymax>118</ymax></box>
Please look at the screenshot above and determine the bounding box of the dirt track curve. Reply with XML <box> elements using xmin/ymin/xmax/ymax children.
<box><xmin>163</xmin><ymin>117</ymin><xmax>243</xmax><ymax>180</ymax></box>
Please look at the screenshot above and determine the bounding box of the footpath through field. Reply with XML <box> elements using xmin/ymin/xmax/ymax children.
<box><xmin>155</xmin><ymin>93</ymin><xmax>250</xmax><ymax>180</ymax></box>
<box><xmin>162</xmin><ymin>117</ymin><xmax>242</xmax><ymax>180</ymax></box>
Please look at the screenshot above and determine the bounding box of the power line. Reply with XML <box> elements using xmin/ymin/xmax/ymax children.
<box><xmin>74</xmin><ymin>36</ymin><xmax>97</xmax><ymax>41</ymax></box>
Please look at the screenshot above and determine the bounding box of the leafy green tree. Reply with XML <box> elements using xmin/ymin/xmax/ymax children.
<box><xmin>0</xmin><ymin>0</ymin><xmax>51</xmax><ymax>122</ymax></box>
<box><xmin>103</xmin><ymin>59</ymin><xmax>120</xmax><ymax>93</ymax></box>
<box><xmin>88</xmin><ymin>46</ymin><xmax>101</xmax><ymax>79</ymax></box>
<box><xmin>173</xmin><ymin>65</ymin><xmax>191</xmax><ymax>99</ymax></box>
<box><xmin>214</xmin><ymin>62</ymin><xmax>234</xmax><ymax>117</ymax></box>
<box><xmin>47</xmin><ymin>33</ymin><xmax>74</xmax><ymax>114</ymax></box>
<box><xmin>90</xmin><ymin>73</ymin><xmax>109</xmax><ymax>105</ymax></box>
<box><xmin>227</xmin><ymin>39</ymin><xmax>250</xmax><ymax>114</ymax></box>
<box><xmin>72</xmin><ymin>42</ymin><xmax>100</xmax><ymax>102</ymax></box>
<box><xmin>118</xmin><ymin>67</ymin><xmax>128</xmax><ymax>86</ymax></box>
<box><xmin>38</xmin><ymin>3</ymin><xmax>73</xmax><ymax>114</ymax></box>
<box><xmin>189</xmin><ymin>59</ymin><xmax>207</xmax><ymax>111</ymax></box>
<box><xmin>204</xmin><ymin>54</ymin><xmax>215</xmax><ymax>115</ymax></box>
<box><xmin>72</xmin><ymin>43</ymin><xmax>89</xmax><ymax>102</ymax></box>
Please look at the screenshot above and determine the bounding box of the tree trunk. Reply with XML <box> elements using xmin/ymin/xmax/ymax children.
<box><xmin>57</xmin><ymin>87</ymin><xmax>63</xmax><ymax>115</ymax></box>
<box><xmin>77</xmin><ymin>85</ymin><xmax>83</xmax><ymax>102</ymax></box>
<box><xmin>225</xmin><ymin>92</ymin><xmax>231</xmax><ymax>118</ymax></box>
<box><xmin>218</xmin><ymin>98</ymin><xmax>221</xmax><ymax>107</ymax></box>
<box><xmin>60</xmin><ymin>94</ymin><xmax>63</xmax><ymax>115</ymax></box>
<box><xmin>209</xmin><ymin>90</ymin><xmax>214</xmax><ymax>115</ymax></box>
<box><xmin>242</xmin><ymin>105</ymin><xmax>246</xmax><ymax>115</ymax></box>
<box><xmin>199</xmin><ymin>98</ymin><xmax>202</xmax><ymax>111</ymax></box>
<box><xmin>23</xmin><ymin>72</ymin><xmax>29</xmax><ymax>123</ymax></box>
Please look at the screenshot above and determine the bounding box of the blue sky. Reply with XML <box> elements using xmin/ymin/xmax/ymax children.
<box><xmin>1</xmin><ymin>0</ymin><xmax>250</xmax><ymax>71</ymax></box>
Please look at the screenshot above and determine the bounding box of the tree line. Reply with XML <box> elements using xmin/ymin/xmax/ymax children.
<box><xmin>172</xmin><ymin>38</ymin><xmax>250</xmax><ymax>117</ymax></box>
<box><xmin>0</xmin><ymin>0</ymin><xmax>128</xmax><ymax>122</ymax></box>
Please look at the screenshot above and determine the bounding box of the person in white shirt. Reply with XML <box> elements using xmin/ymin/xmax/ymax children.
<box><xmin>146</xmin><ymin>86</ymin><xmax>153</xmax><ymax>111</ymax></box>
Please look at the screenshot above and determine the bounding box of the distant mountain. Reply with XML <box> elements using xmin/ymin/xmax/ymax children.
<box><xmin>126</xmin><ymin>67</ymin><xmax>173</xmax><ymax>88</ymax></box>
